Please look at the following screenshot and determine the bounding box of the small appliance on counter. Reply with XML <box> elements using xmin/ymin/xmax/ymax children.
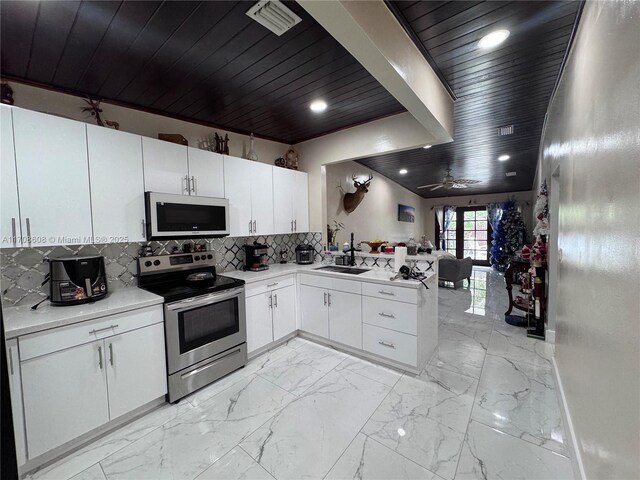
<box><xmin>295</xmin><ymin>244</ymin><xmax>315</xmax><ymax>264</ymax></box>
<box><xmin>49</xmin><ymin>255</ymin><xmax>108</xmax><ymax>306</ymax></box>
<box><xmin>244</xmin><ymin>242</ymin><xmax>269</xmax><ymax>271</ymax></box>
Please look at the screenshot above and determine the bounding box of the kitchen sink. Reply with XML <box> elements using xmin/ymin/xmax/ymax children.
<box><xmin>314</xmin><ymin>266</ymin><xmax>370</xmax><ymax>275</ymax></box>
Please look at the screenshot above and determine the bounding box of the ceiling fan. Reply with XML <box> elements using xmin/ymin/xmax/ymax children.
<box><xmin>417</xmin><ymin>168</ymin><xmax>481</xmax><ymax>191</ymax></box>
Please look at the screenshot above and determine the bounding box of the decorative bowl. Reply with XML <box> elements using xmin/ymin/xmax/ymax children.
<box><xmin>364</xmin><ymin>241</ymin><xmax>385</xmax><ymax>254</ymax></box>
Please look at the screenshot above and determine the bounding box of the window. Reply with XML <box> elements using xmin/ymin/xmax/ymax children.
<box><xmin>439</xmin><ymin>206</ymin><xmax>492</xmax><ymax>265</ymax></box>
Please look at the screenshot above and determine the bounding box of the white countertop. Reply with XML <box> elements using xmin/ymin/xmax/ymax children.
<box><xmin>223</xmin><ymin>263</ymin><xmax>436</xmax><ymax>289</ymax></box>
<box><xmin>3</xmin><ymin>288</ymin><xmax>164</xmax><ymax>339</ymax></box>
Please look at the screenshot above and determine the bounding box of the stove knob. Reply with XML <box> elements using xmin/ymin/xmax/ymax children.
<box><xmin>194</xmin><ymin>255</ymin><xmax>200</xmax><ymax>261</ymax></box>
<box><xmin>144</xmin><ymin>261</ymin><xmax>152</xmax><ymax>267</ymax></box>
<box><xmin>153</xmin><ymin>260</ymin><xmax>161</xmax><ymax>266</ymax></box>
<box><xmin>207</xmin><ymin>254</ymin><xmax>213</xmax><ymax>260</ymax></box>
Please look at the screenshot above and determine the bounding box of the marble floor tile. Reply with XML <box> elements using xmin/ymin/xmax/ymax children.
<box><xmin>362</xmin><ymin>371</ymin><xmax>476</xmax><ymax>479</ymax></box>
<box><xmin>438</xmin><ymin>322</ymin><xmax>491</xmax><ymax>352</ymax></box>
<box><xmin>429</xmin><ymin>339</ymin><xmax>486</xmax><ymax>379</ymax></box>
<box><xmin>195</xmin><ymin>447</ymin><xmax>275</xmax><ymax>480</ymax></box>
<box><xmin>69</xmin><ymin>465</ymin><xmax>106</xmax><ymax>480</ymax></box>
<box><xmin>100</xmin><ymin>375</ymin><xmax>294</xmax><ymax>480</ymax></box>
<box><xmin>240</xmin><ymin>369</ymin><xmax>391</xmax><ymax>480</ymax></box>
<box><xmin>257</xmin><ymin>355</ymin><xmax>329</xmax><ymax>396</ymax></box>
<box><xmin>325</xmin><ymin>433</ymin><xmax>441</xmax><ymax>480</ymax></box>
<box><xmin>455</xmin><ymin>421</ymin><xmax>573</xmax><ymax>480</ymax></box>
<box><xmin>28</xmin><ymin>401</ymin><xmax>194</xmax><ymax>480</ymax></box>
<box><xmin>334</xmin><ymin>355</ymin><xmax>403</xmax><ymax>387</ymax></box>
<box><xmin>488</xmin><ymin>323</ymin><xmax>554</xmax><ymax>368</ymax></box>
<box><xmin>471</xmin><ymin>354</ymin><xmax>566</xmax><ymax>454</ymax></box>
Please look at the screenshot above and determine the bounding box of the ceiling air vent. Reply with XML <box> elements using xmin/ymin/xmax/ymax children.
<box><xmin>506</xmin><ymin>171</ymin><xmax>517</xmax><ymax>177</ymax></box>
<box><xmin>246</xmin><ymin>0</ymin><xmax>302</xmax><ymax>36</ymax></box>
<box><xmin>497</xmin><ymin>124</ymin><xmax>514</xmax><ymax>136</ymax></box>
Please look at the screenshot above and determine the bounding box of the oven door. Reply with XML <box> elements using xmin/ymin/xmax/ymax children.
<box><xmin>164</xmin><ymin>287</ymin><xmax>246</xmax><ymax>375</ymax></box>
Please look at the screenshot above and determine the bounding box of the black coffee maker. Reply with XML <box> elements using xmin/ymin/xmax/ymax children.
<box><xmin>49</xmin><ymin>255</ymin><xmax>108</xmax><ymax>305</ymax></box>
<box><xmin>244</xmin><ymin>242</ymin><xmax>269</xmax><ymax>271</ymax></box>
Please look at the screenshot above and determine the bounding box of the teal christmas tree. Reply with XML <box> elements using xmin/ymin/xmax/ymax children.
<box><xmin>490</xmin><ymin>201</ymin><xmax>528</xmax><ymax>271</ymax></box>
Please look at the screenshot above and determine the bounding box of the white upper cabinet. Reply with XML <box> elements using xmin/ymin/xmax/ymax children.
<box><xmin>12</xmin><ymin>108</ymin><xmax>93</xmax><ymax>246</ymax></box>
<box><xmin>224</xmin><ymin>155</ymin><xmax>274</xmax><ymax>236</ymax></box>
<box><xmin>142</xmin><ymin>137</ymin><xmax>189</xmax><ymax>195</ymax></box>
<box><xmin>272</xmin><ymin>167</ymin><xmax>294</xmax><ymax>234</ymax></box>
<box><xmin>272</xmin><ymin>167</ymin><xmax>309</xmax><ymax>234</ymax></box>
<box><xmin>250</xmin><ymin>161</ymin><xmax>274</xmax><ymax>235</ymax></box>
<box><xmin>224</xmin><ymin>155</ymin><xmax>253</xmax><ymax>236</ymax></box>
<box><xmin>292</xmin><ymin>170</ymin><xmax>309</xmax><ymax>232</ymax></box>
<box><xmin>0</xmin><ymin>105</ymin><xmax>21</xmax><ymax>247</ymax></box>
<box><xmin>87</xmin><ymin>125</ymin><xmax>145</xmax><ymax>243</ymax></box>
<box><xmin>187</xmin><ymin>147</ymin><xmax>224</xmax><ymax>197</ymax></box>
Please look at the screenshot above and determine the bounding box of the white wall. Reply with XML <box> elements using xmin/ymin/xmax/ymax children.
<box><xmin>421</xmin><ymin>191</ymin><xmax>533</xmax><ymax>244</ymax></box>
<box><xmin>6</xmin><ymin>82</ymin><xmax>290</xmax><ymax>163</ymax></box>
<box><xmin>296</xmin><ymin>112</ymin><xmax>439</xmax><ymax>235</ymax></box>
<box><xmin>326</xmin><ymin>161</ymin><xmax>424</xmax><ymax>245</ymax></box>
<box><xmin>535</xmin><ymin>1</ymin><xmax>640</xmax><ymax>478</ymax></box>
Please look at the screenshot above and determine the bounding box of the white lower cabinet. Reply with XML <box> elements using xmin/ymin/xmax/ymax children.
<box><xmin>300</xmin><ymin>285</ymin><xmax>362</xmax><ymax>349</ymax></box>
<box><xmin>6</xmin><ymin>338</ymin><xmax>26</xmax><ymax>465</ymax></box>
<box><xmin>105</xmin><ymin>323</ymin><xmax>167</xmax><ymax>420</ymax></box>
<box><xmin>245</xmin><ymin>280</ymin><xmax>297</xmax><ymax>355</ymax></box>
<box><xmin>328</xmin><ymin>290</ymin><xmax>362</xmax><ymax>349</ymax></box>
<box><xmin>17</xmin><ymin>306</ymin><xmax>166</xmax><ymax>460</ymax></box>
<box><xmin>21</xmin><ymin>340</ymin><xmax>110</xmax><ymax>459</ymax></box>
<box><xmin>362</xmin><ymin>323</ymin><xmax>417</xmax><ymax>366</ymax></box>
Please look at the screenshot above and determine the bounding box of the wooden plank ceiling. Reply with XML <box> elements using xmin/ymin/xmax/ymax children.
<box><xmin>0</xmin><ymin>0</ymin><xmax>405</xmax><ymax>144</ymax></box>
<box><xmin>357</xmin><ymin>1</ymin><xmax>582</xmax><ymax>198</ymax></box>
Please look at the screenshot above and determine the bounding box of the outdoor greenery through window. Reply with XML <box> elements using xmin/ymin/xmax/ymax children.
<box><xmin>443</xmin><ymin>207</ymin><xmax>491</xmax><ymax>264</ymax></box>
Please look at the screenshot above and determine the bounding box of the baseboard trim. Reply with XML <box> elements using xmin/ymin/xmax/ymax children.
<box><xmin>552</xmin><ymin>356</ymin><xmax>586</xmax><ymax>480</ymax></box>
<box><xmin>546</xmin><ymin>329</ymin><xmax>556</xmax><ymax>344</ymax></box>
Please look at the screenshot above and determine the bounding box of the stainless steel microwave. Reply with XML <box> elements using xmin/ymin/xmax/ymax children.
<box><xmin>145</xmin><ymin>192</ymin><xmax>230</xmax><ymax>239</ymax></box>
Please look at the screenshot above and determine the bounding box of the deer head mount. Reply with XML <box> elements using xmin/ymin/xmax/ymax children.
<box><xmin>343</xmin><ymin>174</ymin><xmax>373</xmax><ymax>213</ymax></box>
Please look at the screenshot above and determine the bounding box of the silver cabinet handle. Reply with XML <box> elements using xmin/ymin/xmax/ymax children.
<box><xmin>267</xmin><ymin>282</ymin><xmax>279</xmax><ymax>288</ymax></box>
<box><xmin>141</xmin><ymin>219</ymin><xmax>146</xmax><ymax>238</ymax></box>
<box><xmin>327</xmin><ymin>292</ymin><xmax>331</xmax><ymax>307</ymax></box>
<box><xmin>274</xmin><ymin>293</ymin><xmax>278</xmax><ymax>308</ymax></box>
<box><xmin>253</xmin><ymin>220</ymin><xmax>257</xmax><ymax>233</ymax></box>
<box><xmin>378</xmin><ymin>340</ymin><xmax>396</xmax><ymax>349</ymax></box>
<box><xmin>378</xmin><ymin>312</ymin><xmax>395</xmax><ymax>318</ymax></box>
<box><xmin>268</xmin><ymin>294</ymin><xmax>273</xmax><ymax>309</ymax></box>
<box><xmin>26</xmin><ymin>218</ymin><xmax>31</xmax><ymax>247</ymax></box>
<box><xmin>98</xmin><ymin>346</ymin><xmax>103</xmax><ymax>370</ymax></box>
<box><xmin>8</xmin><ymin>347</ymin><xmax>14</xmax><ymax>375</ymax></box>
<box><xmin>89</xmin><ymin>324</ymin><xmax>119</xmax><ymax>335</ymax></box>
<box><xmin>190</xmin><ymin>176</ymin><xmax>196</xmax><ymax>195</ymax></box>
<box><xmin>109</xmin><ymin>343</ymin><xmax>114</xmax><ymax>366</ymax></box>
<box><xmin>323</xmin><ymin>292</ymin><xmax>327</xmax><ymax>306</ymax></box>
<box><xmin>294</xmin><ymin>219</ymin><xmax>297</xmax><ymax>231</ymax></box>
<box><xmin>11</xmin><ymin>218</ymin><xmax>17</xmax><ymax>246</ymax></box>
<box><xmin>183</xmin><ymin>175</ymin><xmax>190</xmax><ymax>194</ymax></box>
<box><xmin>290</xmin><ymin>220</ymin><xmax>293</xmax><ymax>232</ymax></box>
<box><xmin>249</xmin><ymin>220</ymin><xmax>253</xmax><ymax>234</ymax></box>
<box><xmin>378</xmin><ymin>290</ymin><xmax>395</xmax><ymax>296</ymax></box>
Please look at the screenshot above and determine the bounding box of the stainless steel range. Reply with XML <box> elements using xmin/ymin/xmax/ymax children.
<box><xmin>138</xmin><ymin>253</ymin><xmax>246</xmax><ymax>403</ymax></box>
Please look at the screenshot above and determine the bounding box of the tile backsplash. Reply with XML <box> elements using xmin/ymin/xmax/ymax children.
<box><xmin>0</xmin><ymin>232</ymin><xmax>323</xmax><ymax>307</ymax></box>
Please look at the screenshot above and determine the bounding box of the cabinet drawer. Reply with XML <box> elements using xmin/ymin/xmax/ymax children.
<box><xmin>363</xmin><ymin>324</ymin><xmax>417</xmax><ymax>367</ymax></box>
<box><xmin>245</xmin><ymin>274</ymin><xmax>295</xmax><ymax>298</ymax></box>
<box><xmin>363</xmin><ymin>297</ymin><xmax>417</xmax><ymax>335</ymax></box>
<box><xmin>20</xmin><ymin>305</ymin><xmax>163</xmax><ymax>361</ymax></box>
<box><xmin>362</xmin><ymin>282</ymin><xmax>417</xmax><ymax>304</ymax></box>
<box><xmin>299</xmin><ymin>273</ymin><xmax>361</xmax><ymax>295</ymax></box>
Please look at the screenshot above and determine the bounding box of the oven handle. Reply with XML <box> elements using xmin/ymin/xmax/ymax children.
<box><xmin>180</xmin><ymin>347</ymin><xmax>242</xmax><ymax>379</ymax></box>
<box><xmin>165</xmin><ymin>287</ymin><xmax>244</xmax><ymax>311</ymax></box>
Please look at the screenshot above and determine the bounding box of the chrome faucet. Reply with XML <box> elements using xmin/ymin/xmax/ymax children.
<box><xmin>349</xmin><ymin>232</ymin><xmax>356</xmax><ymax>267</ymax></box>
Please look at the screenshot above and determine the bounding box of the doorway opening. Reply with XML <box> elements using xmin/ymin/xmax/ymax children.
<box><xmin>438</xmin><ymin>206</ymin><xmax>492</xmax><ymax>266</ymax></box>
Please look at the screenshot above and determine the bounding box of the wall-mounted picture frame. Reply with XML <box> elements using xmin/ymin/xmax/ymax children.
<box><xmin>398</xmin><ymin>204</ymin><xmax>416</xmax><ymax>223</ymax></box>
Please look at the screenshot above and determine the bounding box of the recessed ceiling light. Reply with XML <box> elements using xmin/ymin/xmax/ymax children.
<box><xmin>309</xmin><ymin>100</ymin><xmax>327</xmax><ymax>112</ymax></box>
<box><xmin>423</xmin><ymin>144</ymin><xmax>432</xmax><ymax>149</ymax></box>
<box><xmin>498</xmin><ymin>154</ymin><xmax>510</xmax><ymax>161</ymax></box>
<box><xmin>399</xmin><ymin>169</ymin><xmax>408</xmax><ymax>175</ymax></box>
<box><xmin>478</xmin><ymin>29</ymin><xmax>510</xmax><ymax>49</ymax></box>
<box><xmin>506</xmin><ymin>171</ymin><xmax>517</xmax><ymax>177</ymax></box>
